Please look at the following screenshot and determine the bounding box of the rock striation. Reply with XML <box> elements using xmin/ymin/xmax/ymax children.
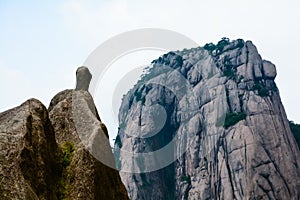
<box><xmin>116</xmin><ymin>39</ymin><xmax>300</xmax><ymax>199</ymax></box>
<box><xmin>0</xmin><ymin>67</ymin><xmax>129</xmax><ymax>199</ymax></box>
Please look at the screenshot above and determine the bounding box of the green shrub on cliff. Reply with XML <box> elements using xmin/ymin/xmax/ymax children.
<box><xmin>115</xmin><ymin>135</ymin><xmax>122</xmax><ymax>148</ymax></box>
<box><xmin>180</xmin><ymin>175</ymin><xmax>191</xmax><ymax>185</ymax></box>
<box><xmin>204</xmin><ymin>37</ymin><xmax>230</xmax><ymax>53</ymax></box>
<box><xmin>289</xmin><ymin>121</ymin><xmax>300</xmax><ymax>148</ymax></box>
<box><xmin>216</xmin><ymin>37</ymin><xmax>230</xmax><ymax>51</ymax></box>
<box><xmin>252</xmin><ymin>83</ymin><xmax>269</xmax><ymax>97</ymax></box>
<box><xmin>224</xmin><ymin>112</ymin><xmax>246</xmax><ymax>128</ymax></box>
<box><xmin>58</xmin><ymin>142</ymin><xmax>76</xmax><ymax>200</ymax></box>
<box><xmin>61</xmin><ymin>142</ymin><xmax>75</xmax><ymax>167</ymax></box>
<box><xmin>204</xmin><ymin>43</ymin><xmax>217</xmax><ymax>52</ymax></box>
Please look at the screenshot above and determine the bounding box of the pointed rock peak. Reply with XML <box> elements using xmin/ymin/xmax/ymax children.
<box><xmin>75</xmin><ymin>66</ymin><xmax>92</xmax><ymax>91</ymax></box>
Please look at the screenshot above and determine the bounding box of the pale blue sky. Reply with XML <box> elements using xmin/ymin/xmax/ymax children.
<box><xmin>1</xmin><ymin>0</ymin><xmax>299</xmax><ymax>144</ymax></box>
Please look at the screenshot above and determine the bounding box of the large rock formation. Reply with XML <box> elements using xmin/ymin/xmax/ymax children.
<box><xmin>0</xmin><ymin>99</ymin><xmax>60</xmax><ymax>199</ymax></box>
<box><xmin>116</xmin><ymin>39</ymin><xmax>300</xmax><ymax>199</ymax></box>
<box><xmin>48</xmin><ymin>89</ymin><xmax>128</xmax><ymax>200</ymax></box>
<box><xmin>0</xmin><ymin>67</ymin><xmax>129</xmax><ymax>199</ymax></box>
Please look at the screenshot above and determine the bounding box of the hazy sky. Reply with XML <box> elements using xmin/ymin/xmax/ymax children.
<box><xmin>1</xmin><ymin>0</ymin><xmax>299</xmax><ymax>144</ymax></box>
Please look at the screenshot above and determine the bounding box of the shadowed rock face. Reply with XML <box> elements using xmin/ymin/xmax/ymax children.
<box><xmin>0</xmin><ymin>99</ymin><xmax>60</xmax><ymax>200</ymax></box>
<box><xmin>116</xmin><ymin>39</ymin><xmax>300</xmax><ymax>200</ymax></box>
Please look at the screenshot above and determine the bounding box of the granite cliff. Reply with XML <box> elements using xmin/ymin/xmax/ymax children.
<box><xmin>0</xmin><ymin>67</ymin><xmax>129</xmax><ymax>199</ymax></box>
<box><xmin>116</xmin><ymin>38</ymin><xmax>300</xmax><ymax>199</ymax></box>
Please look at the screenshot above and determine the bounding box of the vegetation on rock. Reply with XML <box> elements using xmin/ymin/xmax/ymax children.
<box><xmin>204</xmin><ymin>37</ymin><xmax>231</xmax><ymax>54</ymax></box>
<box><xmin>216</xmin><ymin>37</ymin><xmax>230</xmax><ymax>52</ymax></box>
<box><xmin>134</xmin><ymin>89</ymin><xmax>146</xmax><ymax>105</ymax></box>
<box><xmin>252</xmin><ymin>82</ymin><xmax>269</xmax><ymax>97</ymax></box>
<box><xmin>180</xmin><ymin>175</ymin><xmax>191</xmax><ymax>185</ymax></box>
<box><xmin>236</xmin><ymin>39</ymin><xmax>244</xmax><ymax>48</ymax></box>
<box><xmin>203</xmin><ymin>42</ymin><xmax>217</xmax><ymax>52</ymax></box>
<box><xmin>61</xmin><ymin>142</ymin><xmax>76</xmax><ymax>167</ymax></box>
<box><xmin>223</xmin><ymin>55</ymin><xmax>236</xmax><ymax>79</ymax></box>
<box><xmin>289</xmin><ymin>121</ymin><xmax>300</xmax><ymax>148</ymax></box>
<box><xmin>115</xmin><ymin>135</ymin><xmax>122</xmax><ymax>148</ymax></box>
<box><xmin>224</xmin><ymin>112</ymin><xmax>246</xmax><ymax>128</ymax></box>
<box><xmin>58</xmin><ymin>142</ymin><xmax>76</xmax><ymax>200</ymax></box>
<box><xmin>180</xmin><ymin>175</ymin><xmax>191</xmax><ymax>199</ymax></box>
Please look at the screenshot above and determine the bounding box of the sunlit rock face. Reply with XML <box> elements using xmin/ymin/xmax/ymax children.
<box><xmin>116</xmin><ymin>39</ymin><xmax>300</xmax><ymax>200</ymax></box>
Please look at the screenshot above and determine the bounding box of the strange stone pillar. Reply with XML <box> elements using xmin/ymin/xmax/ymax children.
<box><xmin>74</xmin><ymin>66</ymin><xmax>109</xmax><ymax>139</ymax></box>
<box><xmin>75</xmin><ymin>66</ymin><xmax>92</xmax><ymax>91</ymax></box>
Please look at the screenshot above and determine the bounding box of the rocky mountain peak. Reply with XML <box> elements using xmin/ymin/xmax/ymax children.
<box><xmin>116</xmin><ymin>38</ymin><xmax>300</xmax><ymax>200</ymax></box>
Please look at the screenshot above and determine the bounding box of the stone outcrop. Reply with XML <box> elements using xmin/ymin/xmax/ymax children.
<box><xmin>49</xmin><ymin>89</ymin><xmax>128</xmax><ymax>200</ymax></box>
<box><xmin>0</xmin><ymin>67</ymin><xmax>129</xmax><ymax>199</ymax></box>
<box><xmin>0</xmin><ymin>99</ymin><xmax>60</xmax><ymax>199</ymax></box>
<box><xmin>75</xmin><ymin>66</ymin><xmax>92</xmax><ymax>91</ymax></box>
<box><xmin>116</xmin><ymin>39</ymin><xmax>300</xmax><ymax>199</ymax></box>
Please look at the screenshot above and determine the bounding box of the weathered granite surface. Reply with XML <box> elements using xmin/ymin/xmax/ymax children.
<box><xmin>0</xmin><ymin>99</ymin><xmax>60</xmax><ymax>200</ymax></box>
<box><xmin>116</xmin><ymin>39</ymin><xmax>300</xmax><ymax>200</ymax></box>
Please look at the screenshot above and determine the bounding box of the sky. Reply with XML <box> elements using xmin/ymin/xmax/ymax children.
<box><xmin>0</xmin><ymin>0</ymin><xmax>299</xmax><ymax>145</ymax></box>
